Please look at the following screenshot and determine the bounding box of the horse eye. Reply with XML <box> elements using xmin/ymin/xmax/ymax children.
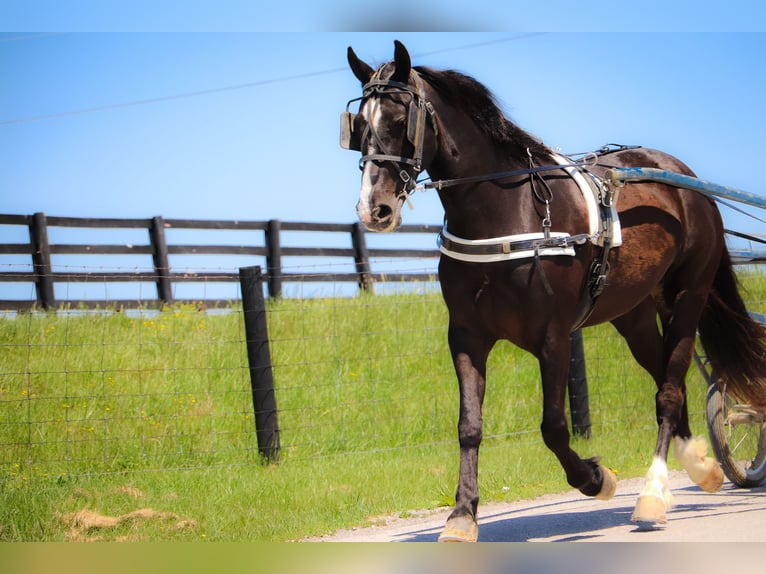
<box><xmin>381</xmin><ymin>117</ymin><xmax>406</xmax><ymax>138</ymax></box>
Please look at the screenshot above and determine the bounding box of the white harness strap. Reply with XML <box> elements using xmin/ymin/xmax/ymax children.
<box><xmin>551</xmin><ymin>153</ymin><xmax>622</xmax><ymax>247</ymax></box>
<box><xmin>438</xmin><ymin>229</ymin><xmax>576</xmax><ymax>263</ymax></box>
<box><xmin>438</xmin><ymin>153</ymin><xmax>622</xmax><ymax>263</ymax></box>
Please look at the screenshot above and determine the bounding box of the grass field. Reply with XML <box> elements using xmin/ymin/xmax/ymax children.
<box><xmin>1</xmin><ymin>271</ymin><xmax>764</xmax><ymax>541</ymax></box>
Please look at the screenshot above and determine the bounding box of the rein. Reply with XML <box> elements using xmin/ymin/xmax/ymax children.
<box><xmin>411</xmin><ymin>144</ymin><xmax>640</xmax><ymax>196</ymax></box>
<box><xmin>412</xmin><ymin>156</ymin><xmax>599</xmax><ymax>194</ymax></box>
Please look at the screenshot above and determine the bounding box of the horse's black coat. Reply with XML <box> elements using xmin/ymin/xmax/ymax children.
<box><xmin>345</xmin><ymin>40</ymin><xmax>766</xmax><ymax>541</ymax></box>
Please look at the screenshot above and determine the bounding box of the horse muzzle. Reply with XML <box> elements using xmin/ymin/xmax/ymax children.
<box><xmin>357</xmin><ymin>198</ymin><xmax>403</xmax><ymax>232</ymax></box>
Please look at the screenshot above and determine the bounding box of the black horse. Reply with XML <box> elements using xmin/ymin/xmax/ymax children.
<box><xmin>342</xmin><ymin>41</ymin><xmax>766</xmax><ymax>541</ymax></box>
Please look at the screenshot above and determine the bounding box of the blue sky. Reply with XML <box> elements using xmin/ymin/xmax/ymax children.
<box><xmin>1</xmin><ymin>4</ymin><xmax>765</xmax><ymax>301</ymax></box>
<box><xmin>2</xmin><ymin>1</ymin><xmax>765</xmax><ymax>32</ymax></box>
<box><xmin>3</xmin><ymin>32</ymin><xmax>764</xmax><ymax>229</ymax></box>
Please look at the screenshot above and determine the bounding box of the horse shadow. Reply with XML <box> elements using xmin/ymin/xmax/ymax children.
<box><xmin>396</xmin><ymin>483</ymin><xmax>765</xmax><ymax>542</ymax></box>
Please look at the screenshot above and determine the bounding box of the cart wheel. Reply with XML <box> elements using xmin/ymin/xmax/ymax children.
<box><xmin>705</xmin><ymin>382</ymin><xmax>766</xmax><ymax>487</ymax></box>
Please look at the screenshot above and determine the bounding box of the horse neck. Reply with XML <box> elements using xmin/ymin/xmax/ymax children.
<box><xmin>427</xmin><ymin>102</ymin><xmax>553</xmax><ymax>239</ymax></box>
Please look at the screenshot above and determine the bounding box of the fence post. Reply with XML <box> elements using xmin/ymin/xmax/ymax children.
<box><xmin>239</xmin><ymin>265</ymin><xmax>280</xmax><ymax>462</ymax></box>
<box><xmin>30</xmin><ymin>212</ymin><xmax>56</xmax><ymax>310</ymax></box>
<box><xmin>351</xmin><ymin>222</ymin><xmax>374</xmax><ymax>294</ymax></box>
<box><xmin>150</xmin><ymin>216</ymin><xmax>173</xmax><ymax>306</ymax></box>
<box><xmin>266</xmin><ymin>219</ymin><xmax>282</xmax><ymax>298</ymax></box>
<box><xmin>568</xmin><ymin>329</ymin><xmax>592</xmax><ymax>438</ymax></box>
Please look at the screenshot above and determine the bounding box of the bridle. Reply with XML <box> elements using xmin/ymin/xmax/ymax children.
<box><xmin>341</xmin><ymin>70</ymin><xmax>437</xmax><ymax>197</ymax></box>
<box><xmin>340</xmin><ymin>71</ymin><xmax>611</xmax><ymax>203</ymax></box>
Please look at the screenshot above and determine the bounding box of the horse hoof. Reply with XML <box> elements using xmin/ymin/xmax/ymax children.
<box><xmin>438</xmin><ymin>515</ymin><xmax>479</xmax><ymax>542</ymax></box>
<box><xmin>596</xmin><ymin>465</ymin><xmax>617</xmax><ymax>500</ymax></box>
<box><xmin>630</xmin><ymin>495</ymin><xmax>667</xmax><ymax>528</ymax></box>
<box><xmin>673</xmin><ymin>437</ymin><xmax>724</xmax><ymax>493</ymax></box>
<box><xmin>697</xmin><ymin>458</ymin><xmax>724</xmax><ymax>493</ymax></box>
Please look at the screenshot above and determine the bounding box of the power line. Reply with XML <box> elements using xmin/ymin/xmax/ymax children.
<box><xmin>1</xmin><ymin>34</ymin><xmax>542</xmax><ymax>127</ymax></box>
<box><xmin>0</xmin><ymin>67</ymin><xmax>349</xmax><ymax>126</ymax></box>
<box><xmin>414</xmin><ymin>32</ymin><xmax>546</xmax><ymax>58</ymax></box>
<box><xmin>0</xmin><ymin>33</ymin><xmax>68</xmax><ymax>43</ymax></box>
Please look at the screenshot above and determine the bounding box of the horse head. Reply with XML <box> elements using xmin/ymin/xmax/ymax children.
<box><xmin>344</xmin><ymin>41</ymin><xmax>437</xmax><ymax>232</ymax></box>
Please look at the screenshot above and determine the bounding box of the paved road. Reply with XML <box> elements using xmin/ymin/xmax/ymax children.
<box><xmin>306</xmin><ymin>471</ymin><xmax>766</xmax><ymax>542</ymax></box>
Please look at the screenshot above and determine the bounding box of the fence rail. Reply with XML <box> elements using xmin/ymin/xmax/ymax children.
<box><xmin>0</xmin><ymin>213</ymin><xmax>442</xmax><ymax>310</ymax></box>
<box><xmin>2</xmin><ymin>212</ymin><xmax>764</xmax><ymax>312</ymax></box>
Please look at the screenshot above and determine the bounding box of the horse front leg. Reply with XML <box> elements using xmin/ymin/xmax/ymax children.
<box><xmin>439</xmin><ymin>325</ymin><xmax>493</xmax><ymax>542</ymax></box>
<box><xmin>539</xmin><ymin>331</ymin><xmax>617</xmax><ymax>501</ymax></box>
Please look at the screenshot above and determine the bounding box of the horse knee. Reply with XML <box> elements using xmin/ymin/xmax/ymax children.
<box><xmin>540</xmin><ymin>417</ymin><xmax>569</xmax><ymax>451</ymax></box>
<box><xmin>655</xmin><ymin>385</ymin><xmax>684</xmax><ymax>425</ymax></box>
<box><xmin>458</xmin><ymin>417</ymin><xmax>483</xmax><ymax>448</ymax></box>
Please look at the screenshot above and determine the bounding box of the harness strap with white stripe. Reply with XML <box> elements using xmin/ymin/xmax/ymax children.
<box><xmin>435</xmin><ymin>152</ymin><xmax>622</xmax><ymax>330</ymax></box>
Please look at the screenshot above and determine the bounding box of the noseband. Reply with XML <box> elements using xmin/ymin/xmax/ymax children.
<box><xmin>342</xmin><ymin>70</ymin><xmax>437</xmax><ymax>196</ymax></box>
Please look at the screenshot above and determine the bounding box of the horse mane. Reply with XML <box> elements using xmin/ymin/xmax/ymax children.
<box><xmin>414</xmin><ymin>66</ymin><xmax>552</xmax><ymax>157</ymax></box>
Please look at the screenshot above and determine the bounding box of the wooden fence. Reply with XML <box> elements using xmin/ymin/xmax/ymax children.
<box><xmin>0</xmin><ymin>213</ymin><xmax>442</xmax><ymax>310</ymax></box>
<box><xmin>2</xmin><ymin>212</ymin><xmax>763</xmax><ymax>312</ymax></box>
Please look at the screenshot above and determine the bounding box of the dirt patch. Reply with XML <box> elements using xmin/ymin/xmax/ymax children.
<box><xmin>117</xmin><ymin>486</ymin><xmax>145</xmax><ymax>499</ymax></box>
<box><xmin>57</xmin><ymin>507</ymin><xmax>197</xmax><ymax>542</ymax></box>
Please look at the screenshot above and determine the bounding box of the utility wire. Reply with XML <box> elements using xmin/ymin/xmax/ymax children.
<box><xmin>0</xmin><ymin>32</ymin><xmax>68</xmax><ymax>43</ymax></box>
<box><xmin>414</xmin><ymin>32</ymin><xmax>545</xmax><ymax>58</ymax></box>
<box><xmin>0</xmin><ymin>67</ymin><xmax>348</xmax><ymax>126</ymax></box>
<box><xmin>1</xmin><ymin>33</ymin><xmax>543</xmax><ymax>126</ymax></box>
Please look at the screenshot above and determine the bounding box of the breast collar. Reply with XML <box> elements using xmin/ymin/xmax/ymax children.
<box><xmin>437</xmin><ymin>153</ymin><xmax>622</xmax><ymax>263</ymax></box>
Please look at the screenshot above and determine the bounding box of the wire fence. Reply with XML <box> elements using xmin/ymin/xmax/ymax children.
<box><xmin>0</xmin><ymin>261</ymin><xmax>445</xmax><ymax>481</ymax></box>
<box><xmin>1</xmin><ymin>260</ymin><xmax>764</xmax><ymax>483</ymax></box>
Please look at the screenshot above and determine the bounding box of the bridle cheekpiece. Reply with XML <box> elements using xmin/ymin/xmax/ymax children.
<box><xmin>340</xmin><ymin>70</ymin><xmax>437</xmax><ymax>197</ymax></box>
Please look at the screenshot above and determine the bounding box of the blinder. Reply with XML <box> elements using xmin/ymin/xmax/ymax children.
<box><xmin>340</xmin><ymin>109</ymin><xmax>364</xmax><ymax>151</ymax></box>
<box><xmin>339</xmin><ymin>98</ymin><xmax>422</xmax><ymax>152</ymax></box>
<box><xmin>406</xmin><ymin>99</ymin><xmax>421</xmax><ymax>146</ymax></box>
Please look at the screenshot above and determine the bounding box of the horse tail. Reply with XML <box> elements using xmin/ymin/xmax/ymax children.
<box><xmin>698</xmin><ymin>248</ymin><xmax>766</xmax><ymax>408</ymax></box>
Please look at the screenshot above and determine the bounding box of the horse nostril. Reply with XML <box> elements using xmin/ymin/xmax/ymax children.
<box><xmin>372</xmin><ymin>204</ymin><xmax>393</xmax><ymax>223</ymax></box>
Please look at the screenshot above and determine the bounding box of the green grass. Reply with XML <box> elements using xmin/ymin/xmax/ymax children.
<box><xmin>0</xmin><ymin>272</ymin><xmax>764</xmax><ymax>541</ymax></box>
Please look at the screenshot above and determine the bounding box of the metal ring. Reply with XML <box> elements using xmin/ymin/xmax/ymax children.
<box><xmin>582</xmin><ymin>152</ymin><xmax>598</xmax><ymax>166</ymax></box>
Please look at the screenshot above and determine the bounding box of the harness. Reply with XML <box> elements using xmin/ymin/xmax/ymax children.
<box><xmin>340</xmin><ymin>71</ymin><xmax>630</xmax><ymax>330</ymax></box>
<box><xmin>340</xmin><ymin>70</ymin><xmax>437</xmax><ymax>198</ymax></box>
<box><xmin>432</xmin><ymin>151</ymin><xmax>622</xmax><ymax>330</ymax></box>
<box><xmin>435</xmin><ymin>153</ymin><xmax>622</xmax><ymax>259</ymax></box>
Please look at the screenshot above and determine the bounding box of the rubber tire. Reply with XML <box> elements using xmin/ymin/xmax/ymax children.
<box><xmin>705</xmin><ymin>383</ymin><xmax>766</xmax><ymax>488</ymax></box>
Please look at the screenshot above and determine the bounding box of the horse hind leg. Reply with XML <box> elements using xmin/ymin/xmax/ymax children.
<box><xmin>673</xmin><ymin>435</ymin><xmax>723</xmax><ymax>493</ymax></box>
<box><xmin>612</xmin><ymin>299</ymin><xmax>675</xmax><ymax>525</ymax></box>
<box><xmin>631</xmin><ymin>457</ymin><xmax>674</xmax><ymax>527</ymax></box>
<box><xmin>616</xmin><ymin>290</ymin><xmax>723</xmax><ymax>527</ymax></box>
<box><xmin>630</xmin><ymin>437</ymin><xmax>723</xmax><ymax>528</ymax></box>
<box><xmin>613</xmin><ymin>296</ymin><xmax>723</xmax><ymax>528</ymax></box>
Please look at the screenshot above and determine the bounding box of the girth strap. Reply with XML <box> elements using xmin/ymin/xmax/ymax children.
<box><xmin>570</xmin><ymin>178</ymin><xmax>616</xmax><ymax>331</ymax></box>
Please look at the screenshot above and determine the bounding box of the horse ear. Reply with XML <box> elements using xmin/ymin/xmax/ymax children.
<box><xmin>392</xmin><ymin>40</ymin><xmax>411</xmax><ymax>83</ymax></box>
<box><xmin>347</xmin><ymin>46</ymin><xmax>374</xmax><ymax>84</ymax></box>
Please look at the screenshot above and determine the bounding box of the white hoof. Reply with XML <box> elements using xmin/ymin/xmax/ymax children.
<box><xmin>632</xmin><ymin>457</ymin><xmax>673</xmax><ymax>528</ymax></box>
<box><xmin>438</xmin><ymin>515</ymin><xmax>479</xmax><ymax>542</ymax></box>
<box><xmin>631</xmin><ymin>494</ymin><xmax>667</xmax><ymax>527</ymax></box>
<box><xmin>673</xmin><ymin>436</ymin><xmax>724</xmax><ymax>493</ymax></box>
<box><xmin>596</xmin><ymin>465</ymin><xmax>617</xmax><ymax>500</ymax></box>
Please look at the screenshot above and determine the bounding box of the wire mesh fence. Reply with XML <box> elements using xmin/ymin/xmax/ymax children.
<box><xmin>1</xmin><ymin>302</ymin><xmax>256</xmax><ymax>479</ymax></box>
<box><xmin>1</xmin><ymin>261</ymin><xmax>764</xmax><ymax>483</ymax></box>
